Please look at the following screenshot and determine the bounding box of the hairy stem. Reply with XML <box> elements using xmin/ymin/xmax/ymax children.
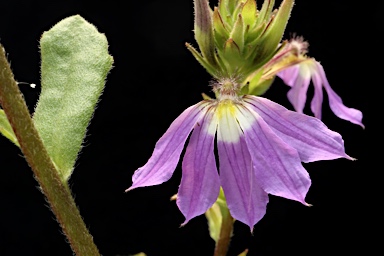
<box><xmin>213</xmin><ymin>207</ymin><xmax>234</xmax><ymax>256</ymax></box>
<box><xmin>0</xmin><ymin>45</ymin><xmax>100</xmax><ymax>256</ymax></box>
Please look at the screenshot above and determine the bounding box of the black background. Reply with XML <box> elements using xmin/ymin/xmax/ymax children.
<box><xmin>0</xmin><ymin>1</ymin><xmax>379</xmax><ymax>256</ymax></box>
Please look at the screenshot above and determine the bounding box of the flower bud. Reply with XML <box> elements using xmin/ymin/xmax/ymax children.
<box><xmin>189</xmin><ymin>0</ymin><xmax>294</xmax><ymax>89</ymax></box>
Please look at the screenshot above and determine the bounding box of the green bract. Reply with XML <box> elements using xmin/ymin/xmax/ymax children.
<box><xmin>189</xmin><ymin>0</ymin><xmax>293</xmax><ymax>87</ymax></box>
<box><xmin>205</xmin><ymin>188</ymin><xmax>232</xmax><ymax>243</ymax></box>
<box><xmin>33</xmin><ymin>15</ymin><xmax>113</xmax><ymax>181</ymax></box>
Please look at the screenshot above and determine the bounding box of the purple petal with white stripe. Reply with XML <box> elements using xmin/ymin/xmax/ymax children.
<box><xmin>217</xmin><ymin>105</ymin><xmax>269</xmax><ymax>229</ymax></box>
<box><xmin>177</xmin><ymin>107</ymin><xmax>220</xmax><ymax>225</ymax></box>
<box><xmin>127</xmin><ymin>101</ymin><xmax>209</xmax><ymax>191</ymax></box>
<box><xmin>236</xmin><ymin>104</ymin><xmax>311</xmax><ymax>204</ymax></box>
<box><xmin>244</xmin><ymin>96</ymin><xmax>352</xmax><ymax>163</ymax></box>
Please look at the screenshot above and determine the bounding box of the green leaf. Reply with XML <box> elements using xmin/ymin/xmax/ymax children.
<box><xmin>186</xmin><ymin>43</ymin><xmax>220</xmax><ymax>77</ymax></box>
<box><xmin>226</xmin><ymin>0</ymin><xmax>239</xmax><ymax>16</ymax></box>
<box><xmin>221</xmin><ymin>38</ymin><xmax>243</xmax><ymax>75</ymax></box>
<box><xmin>33</xmin><ymin>15</ymin><xmax>113</xmax><ymax>181</ymax></box>
<box><xmin>205</xmin><ymin>203</ymin><xmax>222</xmax><ymax>243</ymax></box>
<box><xmin>242</xmin><ymin>0</ymin><xmax>257</xmax><ymax>28</ymax></box>
<box><xmin>230</xmin><ymin>14</ymin><xmax>245</xmax><ymax>52</ymax></box>
<box><xmin>205</xmin><ymin>188</ymin><xmax>229</xmax><ymax>243</ymax></box>
<box><xmin>249</xmin><ymin>76</ymin><xmax>275</xmax><ymax>95</ymax></box>
<box><xmin>238</xmin><ymin>249</ymin><xmax>249</xmax><ymax>256</ymax></box>
<box><xmin>0</xmin><ymin>109</ymin><xmax>19</xmax><ymax>147</ymax></box>
<box><xmin>231</xmin><ymin>1</ymin><xmax>245</xmax><ymax>24</ymax></box>
<box><xmin>262</xmin><ymin>0</ymin><xmax>293</xmax><ymax>45</ymax></box>
<box><xmin>218</xmin><ymin>0</ymin><xmax>231</xmax><ymax>24</ymax></box>
<box><xmin>255</xmin><ymin>0</ymin><xmax>294</xmax><ymax>64</ymax></box>
<box><xmin>213</xmin><ymin>7</ymin><xmax>230</xmax><ymax>51</ymax></box>
<box><xmin>255</xmin><ymin>0</ymin><xmax>274</xmax><ymax>27</ymax></box>
<box><xmin>243</xmin><ymin>68</ymin><xmax>262</xmax><ymax>92</ymax></box>
<box><xmin>245</xmin><ymin>21</ymin><xmax>266</xmax><ymax>45</ymax></box>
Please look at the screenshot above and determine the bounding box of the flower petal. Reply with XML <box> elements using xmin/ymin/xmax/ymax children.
<box><xmin>276</xmin><ymin>61</ymin><xmax>300</xmax><ymax>87</ymax></box>
<box><xmin>217</xmin><ymin>103</ymin><xmax>269</xmax><ymax>229</ymax></box>
<box><xmin>127</xmin><ymin>101</ymin><xmax>209</xmax><ymax>191</ymax></box>
<box><xmin>316</xmin><ymin>62</ymin><xmax>364</xmax><ymax>128</ymax></box>
<box><xmin>310</xmin><ymin>68</ymin><xmax>324</xmax><ymax>119</ymax></box>
<box><xmin>244</xmin><ymin>96</ymin><xmax>352</xmax><ymax>162</ymax></box>
<box><xmin>236</xmin><ymin>104</ymin><xmax>311</xmax><ymax>205</ymax></box>
<box><xmin>286</xmin><ymin>64</ymin><xmax>312</xmax><ymax>114</ymax></box>
<box><xmin>177</xmin><ymin>107</ymin><xmax>220</xmax><ymax>225</ymax></box>
<box><xmin>277</xmin><ymin>64</ymin><xmax>311</xmax><ymax>113</ymax></box>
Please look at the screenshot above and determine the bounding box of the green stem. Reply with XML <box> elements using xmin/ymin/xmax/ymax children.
<box><xmin>213</xmin><ymin>207</ymin><xmax>234</xmax><ymax>256</ymax></box>
<box><xmin>0</xmin><ymin>45</ymin><xmax>100</xmax><ymax>256</ymax></box>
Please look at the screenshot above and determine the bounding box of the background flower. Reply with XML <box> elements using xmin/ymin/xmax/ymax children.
<box><xmin>277</xmin><ymin>57</ymin><xmax>364</xmax><ymax>128</ymax></box>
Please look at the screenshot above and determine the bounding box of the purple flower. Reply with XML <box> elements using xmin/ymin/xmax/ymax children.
<box><xmin>127</xmin><ymin>80</ymin><xmax>352</xmax><ymax>229</ymax></box>
<box><xmin>277</xmin><ymin>57</ymin><xmax>364</xmax><ymax>128</ymax></box>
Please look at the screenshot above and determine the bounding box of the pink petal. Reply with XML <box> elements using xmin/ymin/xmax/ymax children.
<box><xmin>217</xmin><ymin>106</ymin><xmax>268</xmax><ymax>229</ymax></box>
<box><xmin>286</xmin><ymin>67</ymin><xmax>311</xmax><ymax>114</ymax></box>
<box><xmin>277</xmin><ymin>65</ymin><xmax>300</xmax><ymax>87</ymax></box>
<box><xmin>127</xmin><ymin>101</ymin><xmax>209</xmax><ymax>191</ymax></box>
<box><xmin>177</xmin><ymin>107</ymin><xmax>220</xmax><ymax>225</ymax></box>
<box><xmin>316</xmin><ymin>62</ymin><xmax>364</xmax><ymax>128</ymax></box>
<box><xmin>244</xmin><ymin>96</ymin><xmax>352</xmax><ymax>162</ymax></box>
<box><xmin>310</xmin><ymin>70</ymin><xmax>324</xmax><ymax>119</ymax></box>
<box><xmin>236</xmin><ymin>104</ymin><xmax>311</xmax><ymax>205</ymax></box>
<box><xmin>277</xmin><ymin>64</ymin><xmax>312</xmax><ymax>113</ymax></box>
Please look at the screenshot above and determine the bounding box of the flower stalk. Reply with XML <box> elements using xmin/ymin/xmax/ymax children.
<box><xmin>0</xmin><ymin>45</ymin><xmax>100</xmax><ymax>256</ymax></box>
<box><xmin>213</xmin><ymin>205</ymin><xmax>234</xmax><ymax>256</ymax></box>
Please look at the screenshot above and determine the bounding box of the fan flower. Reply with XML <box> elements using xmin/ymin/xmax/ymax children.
<box><xmin>277</xmin><ymin>39</ymin><xmax>364</xmax><ymax>128</ymax></box>
<box><xmin>127</xmin><ymin>78</ymin><xmax>352</xmax><ymax>229</ymax></box>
